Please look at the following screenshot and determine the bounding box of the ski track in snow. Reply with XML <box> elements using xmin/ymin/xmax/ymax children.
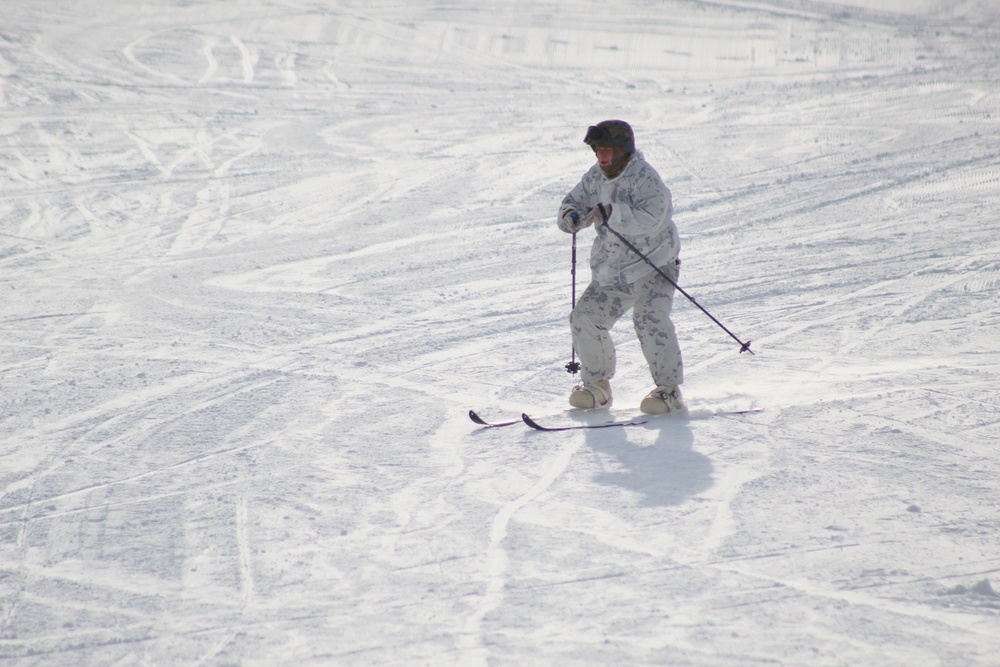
<box><xmin>2</xmin><ymin>0</ymin><xmax>1000</xmax><ymax>665</ymax></box>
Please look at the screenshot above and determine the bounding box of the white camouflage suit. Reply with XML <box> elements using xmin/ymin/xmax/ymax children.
<box><xmin>558</xmin><ymin>149</ymin><xmax>684</xmax><ymax>388</ymax></box>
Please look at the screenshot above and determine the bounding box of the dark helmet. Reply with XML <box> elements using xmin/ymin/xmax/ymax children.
<box><xmin>583</xmin><ymin>120</ymin><xmax>635</xmax><ymax>154</ymax></box>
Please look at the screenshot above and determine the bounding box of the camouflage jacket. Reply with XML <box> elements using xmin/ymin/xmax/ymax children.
<box><xmin>558</xmin><ymin>150</ymin><xmax>679</xmax><ymax>287</ymax></box>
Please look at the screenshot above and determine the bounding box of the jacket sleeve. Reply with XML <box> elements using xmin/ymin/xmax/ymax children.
<box><xmin>557</xmin><ymin>172</ymin><xmax>596</xmax><ymax>233</ymax></box>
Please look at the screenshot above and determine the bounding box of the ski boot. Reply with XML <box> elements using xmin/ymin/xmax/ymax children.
<box><xmin>568</xmin><ymin>380</ymin><xmax>612</xmax><ymax>410</ymax></box>
<box><xmin>639</xmin><ymin>385</ymin><xmax>686</xmax><ymax>415</ymax></box>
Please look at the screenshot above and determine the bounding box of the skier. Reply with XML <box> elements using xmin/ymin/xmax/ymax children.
<box><xmin>557</xmin><ymin>120</ymin><xmax>685</xmax><ymax>415</ymax></box>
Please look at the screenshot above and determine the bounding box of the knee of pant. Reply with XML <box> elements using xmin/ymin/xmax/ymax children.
<box><xmin>570</xmin><ymin>307</ymin><xmax>598</xmax><ymax>332</ymax></box>
<box><xmin>632</xmin><ymin>308</ymin><xmax>656</xmax><ymax>329</ymax></box>
<box><xmin>634</xmin><ymin>310</ymin><xmax>675</xmax><ymax>334</ymax></box>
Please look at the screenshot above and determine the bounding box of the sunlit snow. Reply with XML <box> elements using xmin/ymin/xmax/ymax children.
<box><xmin>2</xmin><ymin>1</ymin><xmax>1000</xmax><ymax>665</ymax></box>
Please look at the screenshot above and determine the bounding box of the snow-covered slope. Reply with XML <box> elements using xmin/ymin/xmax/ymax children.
<box><xmin>2</xmin><ymin>1</ymin><xmax>999</xmax><ymax>664</ymax></box>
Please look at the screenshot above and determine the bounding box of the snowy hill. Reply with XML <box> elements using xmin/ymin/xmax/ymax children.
<box><xmin>2</xmin><ymin>1</ymin><xmax>999</xmax><ymax>664</ymax></box>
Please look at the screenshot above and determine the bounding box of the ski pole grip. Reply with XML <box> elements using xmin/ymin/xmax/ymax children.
<box><xmin>597</xmin><ymin>203</ymin><xmax>612</xmax><ymax>223</ymax></box>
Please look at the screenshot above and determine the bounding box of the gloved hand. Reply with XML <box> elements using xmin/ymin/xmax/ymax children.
<box><xmin>560</xmin><ymin>204</ymin><xmax>612</xmax><ymax>232</ymax></box>
<box><xmin>560</xmin><ymin>208</ymin><xmax>583</xmax><ymax>232</ymax></box>
<box><xmin>578</xmin><ymin>203</ymin><xmax>612</xmax><ymax>229</ymax></box>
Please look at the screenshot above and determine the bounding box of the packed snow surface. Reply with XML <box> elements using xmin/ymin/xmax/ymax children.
<box><xmin>2</xmin><ymin>0</ymin><xmax>1000</xmax><ymax>665</ymax></box>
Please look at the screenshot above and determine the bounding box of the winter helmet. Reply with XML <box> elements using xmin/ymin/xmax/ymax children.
<box><xmin>583</xmin><ymin>120</ymin><xmax>635</xmax><ymax>154</ymax></box>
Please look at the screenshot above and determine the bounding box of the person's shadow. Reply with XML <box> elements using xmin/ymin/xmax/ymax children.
<box><xmin>584</xmin><ymin>418</ymin><xmax>711</xmax><ymax>506</ymax></box>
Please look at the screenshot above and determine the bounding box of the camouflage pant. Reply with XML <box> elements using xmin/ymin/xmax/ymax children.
<box><xmin>570</xmin><ymin>266</ymin><xmax>683</xmax><ymax>387</ymax></box>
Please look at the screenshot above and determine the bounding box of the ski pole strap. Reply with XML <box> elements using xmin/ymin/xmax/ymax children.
<box><xmin>600</xmin><ymin>217</ymin><xmax>754</xmax><ymax>355</ymax></box>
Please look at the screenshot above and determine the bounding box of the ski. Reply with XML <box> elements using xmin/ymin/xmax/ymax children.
<box><xmin>717</xmin><ymin>407</ymin><xmax>765</xmax><ymax>416</ymax></box>
<box><xmin>521</xmin><ymin>413</ymin><xmax>648</xmax><ymax>431</ymax></box>
<box><xmin>470</xmin><ymin>406</ymin><xmax>764</xmax><ymax>430</ymax></box>
<box><xmin>468</xmin><ymin>409</ymin><xmax>522</xmax><ymax>428</ymax></box>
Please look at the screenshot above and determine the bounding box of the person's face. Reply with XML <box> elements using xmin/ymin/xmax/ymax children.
<box><xmin>594</xmin><ymin>145</ymin><xmax>615</xmax><ymax>168</ymax></box>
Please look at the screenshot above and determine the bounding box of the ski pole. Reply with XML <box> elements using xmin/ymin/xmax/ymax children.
<box><xmin>596</xmin><ymin>204</ymin><xmax>754</xmax><ymax>355</ymax></box>
<box><xmin>565</xmin><ymin>222</ymin><xmax>582</xmax><ymax>374</ymax></box>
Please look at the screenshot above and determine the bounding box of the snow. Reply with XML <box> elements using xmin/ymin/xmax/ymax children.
<box><xmin>2</xmin><ymin>0</ymin><xmax>999</xmax><ymax>664</ymax></box>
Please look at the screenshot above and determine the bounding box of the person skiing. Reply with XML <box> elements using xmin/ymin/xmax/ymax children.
<box><xmin>557</xmin><ymin>120</ymin><xmax>685</xmax><ymax>415</ymax></box>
